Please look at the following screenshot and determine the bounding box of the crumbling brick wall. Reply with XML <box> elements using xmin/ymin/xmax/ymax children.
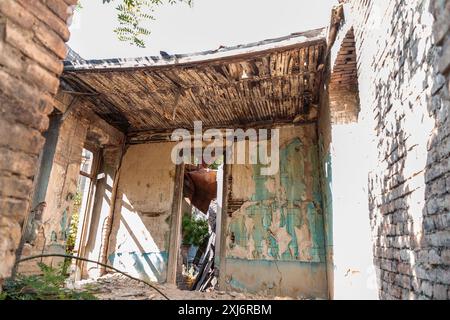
<box><xmin>346</xmin><ymin>0</ymin><xmax>450</xmax><ymax>299</ymax></box>
<box><xmin>329</xmin><ymin>17</ymin><xmax>360</xmax><ymax>124</ymax></box>
<box><xmin>0</xmin><ymin>0</ymin><xmax>77</xmax><ymax>286</ymax></box>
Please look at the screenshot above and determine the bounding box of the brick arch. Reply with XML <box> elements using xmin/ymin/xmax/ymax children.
<box><xmin>329</xmin><ymin>27</ymin><xmax>360</xmax><ymax>124</ymax></box>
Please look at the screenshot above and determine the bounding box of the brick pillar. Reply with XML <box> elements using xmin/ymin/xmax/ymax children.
<box><xmin>0</xmin><ymin>0</ymin><xmax>77</xmax><ymax>287</ymax></box>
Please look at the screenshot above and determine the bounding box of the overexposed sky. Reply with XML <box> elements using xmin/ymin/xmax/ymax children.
<box><xmin>68</xmin><ymin>0</ymin><xmax>337</xmax><ymax>59</ymax></box>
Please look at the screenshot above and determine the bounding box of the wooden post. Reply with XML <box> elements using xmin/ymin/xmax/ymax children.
<box><xmin>166</xmin><ymin>163</ymin><xmax>185</xmax><ymax>284</ymax></box>
<box><xmin>218</xmin><ymin>163</ymin><xmax>231</xmax><ymax>290</ymax></box>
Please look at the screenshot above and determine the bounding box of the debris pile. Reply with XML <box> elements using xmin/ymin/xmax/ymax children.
<box><xmin>73</xmin><ymin>273</ymin><xmax>296</xmax><ymax>300</ymax></box>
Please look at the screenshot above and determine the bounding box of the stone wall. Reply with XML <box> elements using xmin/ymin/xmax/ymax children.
<box><xmin>0</xmin><ymin>0</ymin><xmax>77</xmax><ymax>286</ymax></box>
<box><xmin>346</xmin><ymin>0</ymin><xmax>450</xmax><ymax>299</ymax></box>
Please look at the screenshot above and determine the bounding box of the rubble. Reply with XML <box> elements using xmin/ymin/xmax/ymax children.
<box><xmin>71</xmin><ymin>273</ymin><xmax>298</xmax><ymax>300</ymax></box>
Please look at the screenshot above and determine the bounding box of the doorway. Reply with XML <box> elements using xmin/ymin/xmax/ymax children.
<box><xmin>67</xmin><ymin>146</ymin><xmax>100</xmax><ymax>280</ymax></box>
<box><xmin>175</xmin><ymin>158</ymin><xmax>224</xmax><ymax>291</ymax></box>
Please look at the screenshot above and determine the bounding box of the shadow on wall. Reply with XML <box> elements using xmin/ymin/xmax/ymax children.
<box><xmin>82</xmin><ymin>175</ymin><xmax>114</xmax><ymax>278</ymax></box>
<box><xmin>107</xmin><ymin>192</ymin><xmax>169</xmax><ymax>283</ymax></box>
<box><xmin>368</xmin><ymin>0</ymin><xmax>449</xmax><ymax>300</ymax></box>
<box><xmin>105</xmin><ymin>143</ymin><xmax>176</xmax><ymax>283</ymax></box>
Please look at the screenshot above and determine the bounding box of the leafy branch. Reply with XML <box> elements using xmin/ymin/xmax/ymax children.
<box><xmin>182</xmin><ymin>214</ymin><xmax>209</xmax><ymax>247</ymax></box>
<box><xmin>102</xmin><ymin>0</ymin><xmax>193</xmax><ymax>48</ymax></box>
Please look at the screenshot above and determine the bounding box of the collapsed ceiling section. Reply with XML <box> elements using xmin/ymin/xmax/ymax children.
<box><xmin>61</xmin><ymin>28</ymin><xmax>327</xmax><ymax>136</ymax></box>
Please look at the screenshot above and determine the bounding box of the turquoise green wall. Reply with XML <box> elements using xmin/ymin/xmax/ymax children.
<box><xmin>224</xmin><ymin>125</ymin><xmax>328</xmax><ymax>298</ymax></box>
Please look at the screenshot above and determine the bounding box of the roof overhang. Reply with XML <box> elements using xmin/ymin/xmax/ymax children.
<box><xmin>60</xmin><ymin>28</ymin><xmax>327</xmax><ymax>137</ymax></box>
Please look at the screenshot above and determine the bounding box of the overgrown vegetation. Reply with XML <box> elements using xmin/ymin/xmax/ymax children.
<box><xmin>62</xmin><ymin>191</ymin><xmax>83</xmax><ymax>275</ymax></box>
<box><xmin>182</xmin><ymin>214</ymin><xmax>209</xmax><ymax>247</ymax></box>
<box><xmin>100</xmin><ymin>0</ymin><xmax>193</xmax><ymax>47</ymax></box>
<box><xmin>208</xmin><ymin>155</ymin><xmax>224</xmax><ymax>170</ymax></box>
<box><xmin>0</xmin><ymin>263</ymin><xmax>96</xmax><ymax>300</ymax></box>
<box><xmin>66</xmin><ymin>192</ymin><xmax>82</xmax><ymax>254</ymax></box>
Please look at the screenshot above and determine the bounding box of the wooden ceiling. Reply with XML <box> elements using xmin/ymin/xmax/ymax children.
<box><xmin>61</xmin><ymin>28</ymin><xmax>327</xmax><ymax>135</ymax></box>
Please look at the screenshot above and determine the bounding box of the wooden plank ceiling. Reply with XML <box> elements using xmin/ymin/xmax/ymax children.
<box><xmin>61</xmin><ymin>28</ymin><xmax>327</xmax><ymax>136</ymax></box>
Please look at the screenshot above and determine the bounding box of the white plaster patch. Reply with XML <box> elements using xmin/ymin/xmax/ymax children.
<box><xmin>295</xmin><ymin>223</ymin><xmax>312</xmax><ymax>261</ymax></box>
<box><xmin>269</xmin><ymin>208</ymin><xmax>292</xmax><ymax>256</ymax></box>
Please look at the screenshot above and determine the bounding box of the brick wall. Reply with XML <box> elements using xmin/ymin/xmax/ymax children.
<box><xmin>347</xmin><ymin>0</ymin><xmax>450</xmax><ymax>299</ymax></box>
<box><xmin>329</xmin><ymin>26</ymin><xmax>360</xmax><ymax>124</ymax></box>
<box><xmin>0</xmin><ymin>0</ymin><xmax>76</xmax><ymax>285</ymax></box>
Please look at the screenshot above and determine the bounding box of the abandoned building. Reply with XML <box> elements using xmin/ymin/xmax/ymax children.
<box><xmin>0</xmin><ymin>0</ymin><xmax>449</xmax><ymax>300</ymax></box>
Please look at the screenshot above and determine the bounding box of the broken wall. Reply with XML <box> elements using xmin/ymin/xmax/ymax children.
<box><xmin>222</xmin><ymin>124</ymin><xmax>328</xmax><ymax>298</ymax></box>
<box><xmin>79</xmin><ymin>146</ymin><xmax>123</xmax><ymax>279</ymax></box>
<box><xmin>318</xmin><ymin>3</ymin><xmax>378</xmax><ymax>299</ymax></box>
<box><xmin>317</xmin><ymin>60</ymin><xmax>334</xmax><ymax>299</ymax></box>
<box><xmin>17</xmin><ymin>98</ymin><xmax>125</xmax><ymax>275</ymax></box>
<box><xmin>345</xmin><ymin>0</ymin><xmax>450</xmax><ymax>299</ymax></box>
<box><xmin>107</xmin><ymin>142</ymin><xmax>178</xmax><ymax>283</ymax></box>
<box><xmin>18</xmin><ymin>112</ymin><xmax>88</xmax><ymax>274</ymax></box>
<box><xmin>0</xmin><ymin>0</ymin><xmax>77</xmax><ymax>285</ymax></box>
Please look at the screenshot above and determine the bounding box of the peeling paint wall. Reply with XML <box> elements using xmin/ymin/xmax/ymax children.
<box><xmin>320</xmin><ymin>142</ymin><xmax>333</xmax><ymax>296</ymax></box>
<box><xmin>107</xmin><ymin>142</ymin><xmax>177</xmax><ymax>283</ymax></box>
<box><xmin>18</xmin><ymin>113</ymin><xmax>89</xmax><ymax>274</ymax></box>
<box><xmin>318</xmin><ymin>75</ymin><xmax>334</xmax><ymax>298</ymax></box>
<box><xmin>17</xmin><ymin>97</ymin><xmax>125</xmax><ymax>276</ymax></box>
<box><xmin>223</xmin><ymin>125</ymin><xmax>328</xmax><ymax>298</ymax></box>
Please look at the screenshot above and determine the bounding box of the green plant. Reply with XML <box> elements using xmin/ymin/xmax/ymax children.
<box><xmin>100</xmin><ymin>0</ymin><xmax>193</xmax><ymax>47</ymax></box>
<box><xmin>62</xmin><ymin>191</ymin><xmax>82</xmax><ymax>275</ymax></box>
<box><xmin>208</xmin><ymin>155</ymin><xmax>224</xmax><ymax>170</ymax></box>
<box><xmin>182</xmin><ymin>214</ymin><xmax>209</xmax><ymax>247</ymax></box>
<box><xmin>66</xmin><ymin>192</ymin><xmax>82</xmax><ymax>253</ymax></box>
<box><xmin>1</xmin><ymin>263</ymin><xmax>96</xmax><ymax>300</ymax></box>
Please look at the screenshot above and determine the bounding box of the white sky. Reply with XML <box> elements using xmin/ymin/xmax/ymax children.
<box><xmin>68</xmin><ymin>0</ymin><xmax>337</xmax><ymax>59</ymax></box>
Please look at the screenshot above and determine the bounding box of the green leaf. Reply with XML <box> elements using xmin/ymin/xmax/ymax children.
<box><xmin>1</xmin><ymin>262</ymin><xmax>97</xmax><ymax>300</ymax></box>
<box><xmin>102</xmin><ymin>0</ymin><xmax>194</xmax><ymax>48</ymax></box>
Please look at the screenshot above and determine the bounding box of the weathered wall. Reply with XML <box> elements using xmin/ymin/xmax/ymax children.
<box><xmin>329</xmin><ymin>23</ymin><xmax>360</xmax><ymax>124</ymax></box>
<box><xmin>0</xmin><ymin>0</ymin><xmax>76</xmax><ymax>285</ymax></box>
<box><xmin>317</xmin><ymin>58</ymin><xmax>334</xmax><ymax>299</ymax></box>
<box><xmin>107</xmin><ymin>142</ymin><xmax>177</xmax><ymax>282</ymax></box>
<box><xmin>318</xmin><ymin>3</ymin><xmax>378</xmax><ymax>299</ymax></box>
<box><xmin>79</xmin><ymin>146</ymin><xmax>123</xmax><ymax>279</ymax></box>
<box><xmin>222</xmin><ymin>125</ymin><xmax>328</xmax><ymax>298</ymax></box>
<box><xmin>18</xmin><ymin>112</ymin><xmax>88</xmax><ymax>274</ymax></box>
<box><xmin>17</xmin><ymin>97</ymin><xmax>125</xmax><ymax>276</ymax></box>
<box><xmin>345</xmin><ymin>0</ymin><xmax>450</xmax><ymax>299</ymax></box>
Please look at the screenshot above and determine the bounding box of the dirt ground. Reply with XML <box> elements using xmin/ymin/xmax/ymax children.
<box><xmin>70</xmin><ymin>273</ymin><xmax>297</xmax><ymax>300</ymax></box>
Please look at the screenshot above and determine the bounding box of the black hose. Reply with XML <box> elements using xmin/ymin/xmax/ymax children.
<box><xmin>16</xmin><ymin>253</ymin><xmax>170</xmax><ymax>300</ymax></box>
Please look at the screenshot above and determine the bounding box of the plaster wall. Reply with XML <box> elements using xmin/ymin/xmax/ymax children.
<box><xmin>222</xmin><ymin>124</ymin><xmax>328</xmax><ymax>299</ymax></box>
<box><xmin>107</xmin><ymin>142</ymin><xmax>177</xmax><ymax>283</ymax></box>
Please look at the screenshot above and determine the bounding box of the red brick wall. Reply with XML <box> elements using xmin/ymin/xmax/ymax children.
<box><xmin>0</xmin><ymin>0</ymin><xmax>77</xmax><ymax>285</ymax></box>
<box><xmin>329</xmin><ymin>27</ymin><xmax>360</xmax><ymax>124</ymax></box>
